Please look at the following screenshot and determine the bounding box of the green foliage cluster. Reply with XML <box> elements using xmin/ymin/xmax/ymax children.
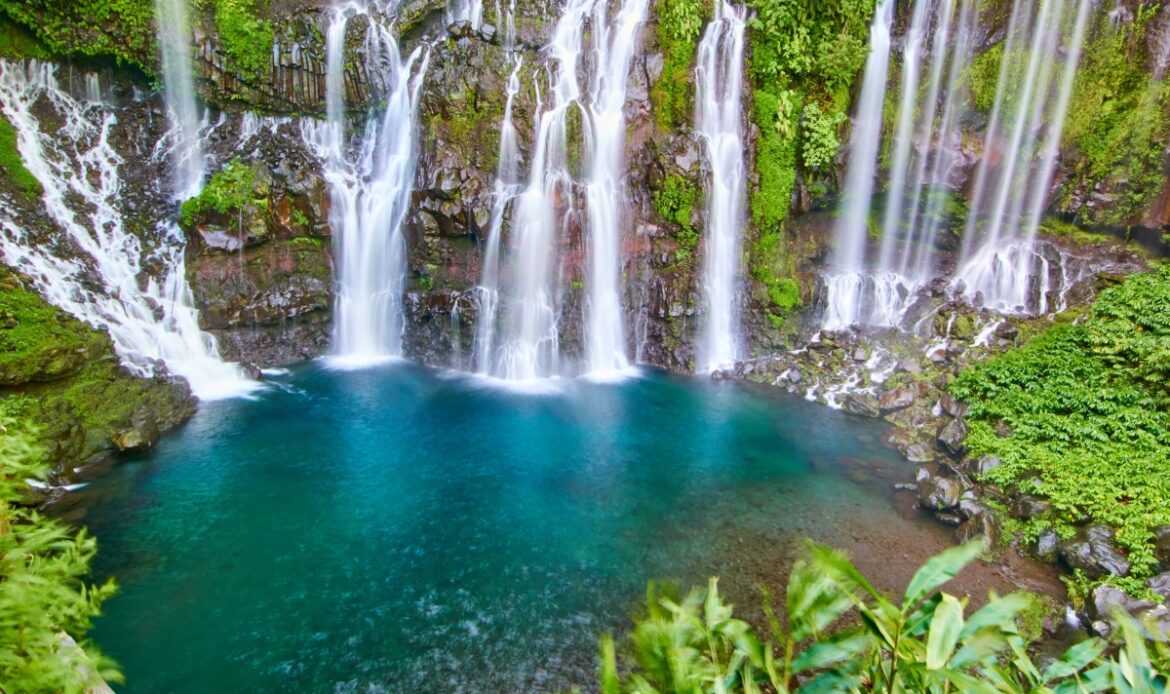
<box><xmin>952</xmin><ymin>265</ymin><xmax>1170</xmax><ymax>584</ymax></box>
<box><xmin>0</xmin><ymin>281</ymin><xmax>103</xmax><ymax>385</ymax></box>
<box><xmin>600</xmin><ymin>541</ymin><xmax>1169</xmax><ymax>693</ymax></box>
<box><xmin>0</xmin><ymin>422</ymin><xmax>120</xmax><ymax>693</ymax></box>
<box><xmin>0</xmin><ymin>16</ymin><xmax>52</xmax><ymax>61</ymax></box>
<box><xmin>651</xmin><ymin>0</ymin><xmax>707</xmax><ymax>130</ymax></box>
<box><xmin>1060</xmin><ymin>8</ymin><xmax>1170</xmax><ymax>226</ymax></box>
<box><xmin>200</xmin><ymin>0</ymin><xmax>274</xmax><ymax>84</ymax></box>
<box><xmin>0</xmin><ymin>115</ymin><xmax>39</xmax><ymax>199</ymax></box>
<box><xmin>744</xmin><ymin>0</ymin><xmax>874</xmax><ymax>91</ymax></box>
<box><xmin>750</xmin><ymin>90</ymin><xmax>798</xmax><ymax>231</ymax></box>
<box><xmin>799</xmin><ymin>102</ymin><xmax>845</xmax><ymax>172</ymax></box>
<box><xmin>652</xmin><ymin>175</ymin><xmax>700</xmax><ymax>262</ymax></box>
<box><xmin>180</xmin><ymin>159</ymin><xmax>259</xmax><ymax>227</ymax></box>
<box><xmin>0</xmin><ymin>0</ymin><xmax>154</xmax><ymax>71</ymax></box>
<box><xmin>966</xmin><ymin>43</ymin><xmax>1002</xmax><ymax>113</ymax></box>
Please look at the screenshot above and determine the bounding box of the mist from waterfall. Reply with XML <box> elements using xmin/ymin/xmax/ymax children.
<box><xmin>0</xmin><ymin>60</ymin><xmax>254</xmax><ymax>399</ymax></box>
<box><xmin>695</xmin><ymin>1</ymin><xmax>746</xmax><ymax>372</ymax></box>
<box><xmin>822</xmin><ymin>0</ymin><xmax>894</xmax><ymax>330</ymax></box>
<box><xmin>303</xmin><ymin>4</ymin><xmax>430</xmax><ymax>365</ymax></box>
<box><xmin>154</xmin><ymin>0</ymin><xmax>205</xmax><ymax>199</ymax></box>
<box><xmin>952</xmin><ymin>0</ymin><xmax>1093</xmax><ymax>314</ymax></box>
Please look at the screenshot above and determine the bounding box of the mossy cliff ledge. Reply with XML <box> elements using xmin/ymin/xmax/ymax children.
<box><xmin>0</xmin><ymin>271</ymin><xmax>196</xmax><ymax>490</ymax></box>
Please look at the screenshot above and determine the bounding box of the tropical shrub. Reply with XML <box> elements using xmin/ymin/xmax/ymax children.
<box><xmin>0</xmin><ymin>422</ymin><xmax>120</xmax><ymax>693</ymax></box>
<box><xmin>599</xmin><ymin>541</ymin><xmax>1169</xmax><ymax>693</ymax></box>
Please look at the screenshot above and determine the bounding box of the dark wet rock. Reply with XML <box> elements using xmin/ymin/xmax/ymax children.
<box><xmin>842</xmin><ymin>393</ymin><xmax>880</xmax><ymax>418</ymax></box>
<box><xmin>905</xmin><ymin>442</ymin><xmax>936</xmax><ymax>463</ymax></box>
<box><xmin>956</xmin><ymin>510</ymin><xmax>999</xmax><ymax>549</ymax></box>
<box><xmin>879</xmin><ymin>387</ymin><xmax>916</xmax><ymax>413</ymax></box>
<box><xmin>111</xmin><ymin>409</ymin><xmax>160</xmax><ymax>452</ymax></box>
<box><xmin>937</xmin><ymin>418</ymin><xmax>968</xmax><ymax>457</ymax></box>
<box><xmin>1090</xmin><ymin>585</ymin><xmax>1156</xmax><ymax>622</ymax></box>
<box><xmin>1060</xmin><ymin>525</ymin><xmax>1131</xmax><ymax>578</ymax></box>
<box><xmin>938</xmin><ymin>394</ymin><xmax>968</xmax><ymax>418</ymax></box>
<box><xmin>1011</xmin><ymin>495</ymin><xmax>1052</xmax><ymax>520</ymax></box>
<box><xmin>918</xmin><ymin>473</ymin><xmax>963</xmax><ymax>511</ymax></box>
<box><xmin>936</xmin><ymin>512</ymin><xmax>964</xmax><ymax>526</ymax></box>
<box><xmin>1035</xmin><ymin>529</ymin><xmax>1061</xmax><ymax>562</ymax></box>
<box><xmin>1154</xmin><ymin>526</ymin><xmax>1170</xmax><ymax>568</ymax></box>
<box><xmin>1148</xmin><ymin>572</ymin><xmax>1170</xmax><ymax>602</ymax></box>
<box><xmin>968</xmin><ymin>454</ymin><xmax>1002</xmax><ymax>478</ymax></box>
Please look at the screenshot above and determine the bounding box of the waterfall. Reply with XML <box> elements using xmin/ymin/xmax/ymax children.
<box><xmin>448</xmin><ymin>0</ymin><xmax>484</xmax><ymax>28</ymax></box>
<box><xmin>489</xmin><ymin>0</ymin><xmax>645</xmax><ymax>381</ymax></box>
<box><xmin>0</xmin><ymin>61</ymin><xmax>254</xmax><ymax>399</ymax></box>
<box><xmin>474</xmin><ymin>56</ymin><xmax>523</xmax><ymax>375</ymax></box>
<box><xmin>822</xmin><ymin>0</ymin><xmax>894</xmax><ymax>330</ymax></box>
<box><xmin>154</xmin><ymin>0</ymin><xmax>204</xmax><ymax>199</ymax></box>
<box><xmin>303</xmin><ymin>4</ymin><xmax>430</xmax><ymax>366</ymax></box>
<box><xmin>582</xmin><ymin>0</ymin><xmax>647</xmax><ymax>377</ymax></box>
<box><xmin>695</xmin><ymin>1</ymin><xmax>746</xmax><ymax>372</ymax></box>
<box><xmin>952</xmin><ymin>0</ymin><xmax>1092</xmax><ymax>314</ymax></box>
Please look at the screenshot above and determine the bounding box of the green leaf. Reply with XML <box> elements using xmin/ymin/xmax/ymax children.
<box><xmin>926</xmin><ymin>594</ymin><xmax>964</xmax><ymax>670</ymax></box>
<box><xmin>599</xmin><ymin>634</ymin><xmax>620</xmax><ymax>694</ymax></box>
<box><xmin>791</xmin><ymin>630</ymin><xmax>870</xmax><ymax>673</ymax></box>
<box><xmin>1043</xmin><ymin>637</ymin><xmax>1108</xmax><ymax>682</ymax></box>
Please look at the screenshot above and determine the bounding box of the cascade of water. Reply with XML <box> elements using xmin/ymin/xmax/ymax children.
<box><xmin>821</xmin><ymin>0</ymin><xmax>894</xmax><ymax>330</ymax></box>
<box><xmin>303</xmin><ymin>4</ymin><xmax>430</xmax><ymax>365</ymax></box>
<box><xmin>695</xmin><ymin>1</ymin><xmax>746</xmax><ymax>372</ymax></box>
<box><xmin>474</xmin><ymin>55</ymin><xmax>523</xmax><ymax>375</ymax></box>
<box><xmin>952</xmin><ymin>0</ymin><xmax>1092</xmax><ymax>314</ymax></box>
<box><xmin>154</xmin><ymin>0</ymin><xmax>204</xmax><ymax>199</ymax></box>
<box><xmin>448</xmin><ymin>0</ymin><xmax>484</xmax><ymax>28</ymax></box>
<box><xmin>0</xmin><ymin>60</ymin><xmax>254</xmax><ymax>399</ymax></box>
<box><xmin>582</xmin><ymin>0</ymin><xmax>647</xmax><ymax>377</ymax></box>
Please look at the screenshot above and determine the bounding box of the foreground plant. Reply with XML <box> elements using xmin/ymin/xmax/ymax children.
<box><xmin>599</xmin><ymin>541</ymin><xmax>1169</xmax><ymax>693</ymax></box>
<box><xmin>0</xmin><ymin>421</ymin><xmax>120</xmax><ymax>693</ymax></box>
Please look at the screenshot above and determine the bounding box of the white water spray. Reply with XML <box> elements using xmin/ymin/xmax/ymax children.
<box><xmin>303</xmin><ymin>4</ymin><xmax>430</xmax><ymax>365</ymax></box>
<box><xmin>695</xmin><ymin>1</ymin><xmax>746</xmax><ymax>372</ymax></box>
<box><xmin>0</xmin><ymin>60</ymin><xmax>254</xmax><ymax>399</ymax></box>
<box><xmin>154</xmin><ymin>0</ymin><xmax>204</xmax><ymax>199</ymax></box>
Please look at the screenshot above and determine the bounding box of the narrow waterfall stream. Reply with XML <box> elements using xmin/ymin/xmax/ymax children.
<box><xmin>154</xmin><ymin>0</ymin><xmax>204</xmax><ymax>199</ymax></box>
<box><xmin>0</xmin><ymin>61</ymin><xmax>254</xmax><ymax>399</ymax></box>
<box><xmin>822</xmin><ymin>0</ymin><xmax>894</xmax><ymax>330</ymax></box>
<box><xmin>303</xmin><ymin>4</ymin><xmax>430</xmax><ymax>365</ymax></box>
<box><xmin>582</xmin><ymin>0</ymin><xmax>647</xmax><ymax>377</ymax></box>
<box><xmin>695</xmin><ymin>1</ymin><xmax>746</xmax><ymax>372</ymax></box>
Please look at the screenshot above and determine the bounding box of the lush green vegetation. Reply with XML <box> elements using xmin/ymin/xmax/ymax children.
<box><xmin>651</xmin><ymin>0</ymin><xmax>707</xmax><ymax>130</ymax></box>
<box><xmin>0</xmin><ymin>422</ymin><xmax>120</xmax><ymax>693</ymax></box>
<box><xmin>199</xmin><ymin>0</ymin><xmax>274</xmax><ymax>84</ymax></box>
<box><xmin>0</xmin><ymin>115</ymin><xmax>40</xmax><ymax>199</ymax></box>
<box><xmin>180</xmin><ymin>159</ymin><xmax>260</xmax><ymax>227</ymax></box>
<box><xmin>1060</xmin><ymin>4</ymin><xmax>1170</xmax><ymax>227</ymax></box>
<box><xmin>653</xmin><ymin>174</ymin><xmax>700</xmax><ymax>262</ymax></box>
<box><xmin>952</xmin><ymin>265</ymin><xmax>1170</xmax><ymax>594</ymax></box>
<box><xmin>0</xmin><ymin>0</ymin><xmax>154</xmax><ymax>71</ymax></box>
<box><xmin>600</xmin><ymin>541</ymin><xmax>1168</xmax><ymax>692</ymax></box>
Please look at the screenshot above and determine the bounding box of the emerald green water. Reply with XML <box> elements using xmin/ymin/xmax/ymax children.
<box><xmin>82</xmin><ymin>363</ymin><xmax>952</xmax><ymax>692</ymax></box>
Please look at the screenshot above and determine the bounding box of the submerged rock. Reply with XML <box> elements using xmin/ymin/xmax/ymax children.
<box><xmin>842</xmin><ymin>393</ymin><xmax>880</xmax><ymax>418</ymax></box>
<box><xmin>918</xmin><ymin>472</ymin><xmax>963</xmax><ymax>511</ymax></box>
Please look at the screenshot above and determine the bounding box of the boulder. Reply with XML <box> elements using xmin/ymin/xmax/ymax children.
<box><xmin>879</xmin><ymin>387</ymin><xmax>916</xmax><ymax>413</ymax></box>
<box><xmin>1035</xmin><ymin>528</ymin><xmax>1061</xmax><ymax>562</ymax></box>
<box><xmin>904</xmin><ymin>442</ymin><xmax>935</xmax><ymax>463</ymax></box>
<box><xmin>968</xmin><ymin>454</ymin><xmax>1002</xmax><ymax>478</ymax></box>
<box><xmin>918</xmin><ymin>473</ymin><xmax>963</xmax><ymax>511</ymax></box>
<box><xmin>1148</xmin><ymin>572</ymin><xmax>1170</xmax><ymax>603</ymax></box>
<box><xmin>1011</xmin><ymin>495</ymin><xmax>1052</xmax><ymax>520</ymax></box>
<box><xmin>1154</xmin><ymin>525</ymin><xmax>1170</xmax><ymax>568</ymax></box>
<box><xmin>937</xmin><ymin>418</ymin><xmax>968</xmax><ymax>458</ymax></box>
<box><xmin>842</xmin><ymin>393</ymin><xmax>880</xmax><ymax>418</ymax></box>
<box><xmin>1060</xmin><ymin>525</ymin><xmax>1131</xmax><ymax>578</ymax></box>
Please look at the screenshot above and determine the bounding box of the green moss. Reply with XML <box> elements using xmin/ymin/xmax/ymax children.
<box><xmin>0</xmin><ymin>15</ymin><xmax>51</xmax><ymax>60</ymax></box>
<box><xmin>204</xmin><ymin>0</ymin><xmax>274</xmax><ymax>84</ymax></box>
<box><xmin>965</xmin><ymin>43</ymin><xmax>1002</xmax><ymax>113</ymax></box>
<box><xmin>0</xmin><ymin>281</ymin><xmax>102</xmax><ymax>385</ymax></box>
<box><xmin>750</xmin><ymin>89</ymin><xmax>798</xmax><ymax>230</ymax></box>
<box><xmin>652</xmin><ymin>174</ymin><xmax>700</xmax><ymax>262</ymax></box>
<box><xmin>1059</xmin><ymin>12</ymin><xmax>1170</xmax><ymax>226</ymax></box>
<box><xmin>650</xmin><ymin>0</ymin><xmax>706</xmax><ymax>130</ymax></box>
<box><xmin>0</xmin><ymin>115</ymin><xmax>39</xmax><ymax>199</ymax></box>
<box><xmin>180</xmin><ymin>159</ymin><xmax>259</xmax><ymax>227</ymax></box>
<box><xmin>0</xmin><ymin>0</ymin><xmax>154</xmax><ymax>71</ymax></box>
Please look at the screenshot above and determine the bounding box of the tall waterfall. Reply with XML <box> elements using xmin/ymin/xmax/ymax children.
<box><xmin>0</xmin><ymin>61</ymin><xmax>254</xmax><ymax>399</ymax></box>
<box><xmin>582</xmin><ymin>0</ymin><xmax>647</xmax><ymax>377</ymax></box>
<box><xmin>154</xmin><ymin>0</ymin><xmax>204</xmax><ymax>199</ymax></box>
<box><xmin>695</xmin><ymin>1</ymin><xmax>746</xmax><ymax>372</ymax></box>
<box><xmin>448</xmin><ymin>0</ymin><xmax>484</xmax><ymax>28</ymax></box>
<box><xmin>489</xmin><ymin>0</ymin><xmax>645</xmax><ymax>381</ymax></box>
<box><xmin>303</xmin><ymin>4</ymin><xmax>430</xmax><ymax>365</ymax></box>
<box><xmin>474</xmin><ymin>0</ymin><xmax>522</xmax><ymax>376</ymax></box>
<box><xmin>952</xmin><ymin>0</ymin><xmax>1093</xmax><ymax>314</ymax></box>
<box><xmin>822</xmin><ymin>0</ymin><xmax>894</xmax><ymax>330</ymax></box>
